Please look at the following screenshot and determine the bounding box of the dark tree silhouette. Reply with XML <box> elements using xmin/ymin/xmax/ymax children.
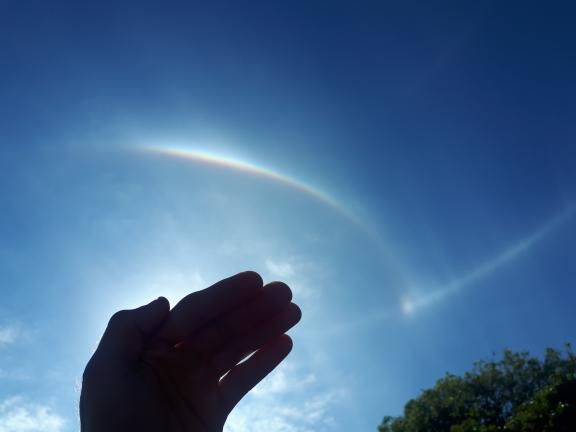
<box><xmin>379</xmin><ymin>345</ymin><xmax>576</xmax><ymax>432</ymax></box>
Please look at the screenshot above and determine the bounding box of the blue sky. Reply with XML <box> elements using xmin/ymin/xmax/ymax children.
<box><xmin>1</xmin><ymin>1</ymin><xmax>576</xmax><ymax>431</ymax></box>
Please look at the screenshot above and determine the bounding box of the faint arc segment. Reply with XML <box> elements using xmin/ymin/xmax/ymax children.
<box><xmin>142</xmin><ymin>145</ymin><xmax>364</xmax><ymax>228</ymax></box>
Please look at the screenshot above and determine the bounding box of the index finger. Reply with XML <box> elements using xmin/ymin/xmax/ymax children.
<box><xmin>154</xmin><ymin>271</ymin><xmax>263</xmax><ymax>346</ymax></box>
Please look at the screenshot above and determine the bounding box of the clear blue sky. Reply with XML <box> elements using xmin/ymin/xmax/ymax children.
<box><xmin>1</xmin><ymin>1</ymin><xmax>575</xmax><ymax>431</ymax></box>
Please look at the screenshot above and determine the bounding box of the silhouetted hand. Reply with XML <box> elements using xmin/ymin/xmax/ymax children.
<box><xmin>80</xmin><ymin>271</ymin><xmax>302</xmax><ymax>432</ymax></box>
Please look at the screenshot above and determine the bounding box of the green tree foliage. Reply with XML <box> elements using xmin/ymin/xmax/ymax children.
<box><xmin>379</xmin><ymin>345</ymin><xmax>576</xmax><ymax>432</ymax></box>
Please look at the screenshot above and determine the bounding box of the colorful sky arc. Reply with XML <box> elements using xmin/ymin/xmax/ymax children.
<box><xmin>140</xmin><ymin>145</ymin><xmax>417</xmax><ymax>309</ymax></box>
<box><xmin>140</xmin><ymin>146</ymin><xmax>575</xmax><ymax>324</ymax></box>
<box><xmin>141</xmin><ymin>145</ymin><xmax>368</xmax><ymax>230</ymax></box>
<box><xmin>327</xmin><ymin>204</ymin><xmax>576</xmax><ymax>334</ymax></box>
<box><xmin>399</xmin><ymin>204</ymin><xmax>576</xmax><ymax>316</ymax></box>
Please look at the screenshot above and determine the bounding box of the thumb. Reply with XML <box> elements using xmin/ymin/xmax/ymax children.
<box><xmin>97</xmin><ymin>297</ymin><xmax>171</xmax><ymax>365</ymax></box>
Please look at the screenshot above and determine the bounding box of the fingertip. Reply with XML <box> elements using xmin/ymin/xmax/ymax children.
<box><xmin>275</xmin><ymin>334</ymin><xmax>293</xmax><ymax>355</ymax></box>
<box><xmin>230</xmin><ymin>271</ymin><xmax>264</xmax><ymax>298</ymax></box>
<box><xmin>287</xmin><ymin>302</ymin><xmax>302</xmax><ymax>325</ymax></box>
<box><xmin>155</xmin><ymin>296</ymin><xmax>170</xmax><ymax>311</ymax></box>
<box><xmin>258</xmin><ymin>334</ymin><xmax>293</xmax><ymax>358</ymax></box>
<box><xmin>266</xmin><ymin>281</ymin><xmax>293</xmax><ymax>304</ymax></box>
<box><xmin>282</xmin><ymin>333</ymin><xmax>293</xmax><ymax>346</ymax></box>
<box><xmin>240</xmin><ymin>270</ymin><xmax>264</xmax><ymax>290</ymax></box>
<box><xmin>218</xmin><ymin>333</ymin><xmax>294</xmax><ymax>410</ymax></box>
<box><xmin>146</xmin><ymin>296</ymin><xmax>170</xmax><ymax>318</ymax></box>
<box><xmin>140</xmin><ymin>296</ymin><xmax>170</xmax><ymax>333</ymax></box>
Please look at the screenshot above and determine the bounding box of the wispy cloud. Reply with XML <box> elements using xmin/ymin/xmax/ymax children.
<box><xmin>262</xmin><ymin>256</ymin><xmax>323</xmax><ymax>301</ymax></box>
<box><xmin>0</xmin><ymin>325</ymin><xmax>19</xmax><ymax>346</ymax></box>
<box><xmin>225</xmin><ymin>361</ymin><xmax>346</xmax><ymax>432</ymax></box>
<box><xmin>265</xmin><ymin>259</ymin><xmax>296</xmax><ymax>278</ymax></box>
<box><xmin>251</xmin><ymin>364</ymin><xmax>317</xmax><ymax>398</ymax></box>
<box><xmin>0</xmin><ymin>397</ymin><xmax>65</xmax><ymax>432</ymax></box>
<box><xmin>0</xmin><ymin>369</ymin><xmax>31</xmax><ymax>382</ymax></box>
<box><xmin>226</xmin><ymin>387</ymin><xmax>345</xmax><ymax>432</ymax></box>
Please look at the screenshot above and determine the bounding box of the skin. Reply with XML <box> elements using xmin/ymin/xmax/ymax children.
<box><xmin>80</xmin><ymin>271</ymin><xmax>302</xmax><ymax>432</ymax></box>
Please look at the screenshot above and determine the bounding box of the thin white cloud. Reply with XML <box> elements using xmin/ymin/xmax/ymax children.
<box><xmin>0</xmin><ymin>325</ymin><xmax>19</xmax><ymax>346</ymax></box>
<box><xmin>262</xmin><ymin>256</ymin><xmax>323</xmax><ymax>301</ymax></box>
<box><xmin>226</xmin><ymin>387</ymin><xmax>345</xmax><ymax>432</ymax></box>
<box><xmin>265</xmin><ymin>259</ymin><xmax>295</xmax><ymax>278</ymax></box>
<box><xmin>0</xmin><ymin>397</ymin><xmax>65</xmax><ymax>432</ymax></box>
<box><xmin>0</xmin><ymin>369</ymin><xmax>31</xmax><ymax>381</ymax></box>
<box><xmin>251</xmin><ymin>364</ymin><xmax>317</xmax><ymax>398</ymax></box>
<box><xmin>276</xmin><ymin>390</ymin><xmax>345</xmax><ymax>426</ymax></box>
<box><xmin>225</xmin><ymin>361</ymin><xmax>346</xmax><ymax>432</ymax></box>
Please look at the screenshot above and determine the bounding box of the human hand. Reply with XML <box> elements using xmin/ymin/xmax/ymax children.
<box><xmin>80</xmin><ymin>271</ymin><xmax>302</xmax><ymax>432</ymax></box>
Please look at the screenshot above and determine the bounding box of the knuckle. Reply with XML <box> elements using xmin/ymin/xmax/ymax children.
<box><xmin>82</xmin><ymin>355</ymin><xmax>100</xmax><ymax>384</ymax></box>
<box><xmin>107</xmin><ymin>309</ymin><xmax>132</xmax><ymax>328</ymax></box>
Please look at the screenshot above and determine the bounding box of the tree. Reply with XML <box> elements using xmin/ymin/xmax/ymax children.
<box><xmin>379</xmin><ymin>345</ymin><xmax>576</xmax><ymax>432</ymax></box>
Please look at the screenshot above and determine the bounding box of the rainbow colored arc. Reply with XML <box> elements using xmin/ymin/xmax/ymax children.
<box><xmin>142</xmin><ymin>145</ymin><xmax>361</xmax><ymax>226</ymax></box>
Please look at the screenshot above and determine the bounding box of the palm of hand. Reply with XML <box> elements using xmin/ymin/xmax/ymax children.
<box><xmin>80</xmin><ymin>272</ymin><xmax>301</xmax><ymax>432</ymax></box>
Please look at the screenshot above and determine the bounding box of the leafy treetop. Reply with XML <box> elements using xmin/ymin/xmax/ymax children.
<box><xmin>379</xmin><ymin>344</ymin><xmax>576</xmax><ymax>432</ymax></box>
